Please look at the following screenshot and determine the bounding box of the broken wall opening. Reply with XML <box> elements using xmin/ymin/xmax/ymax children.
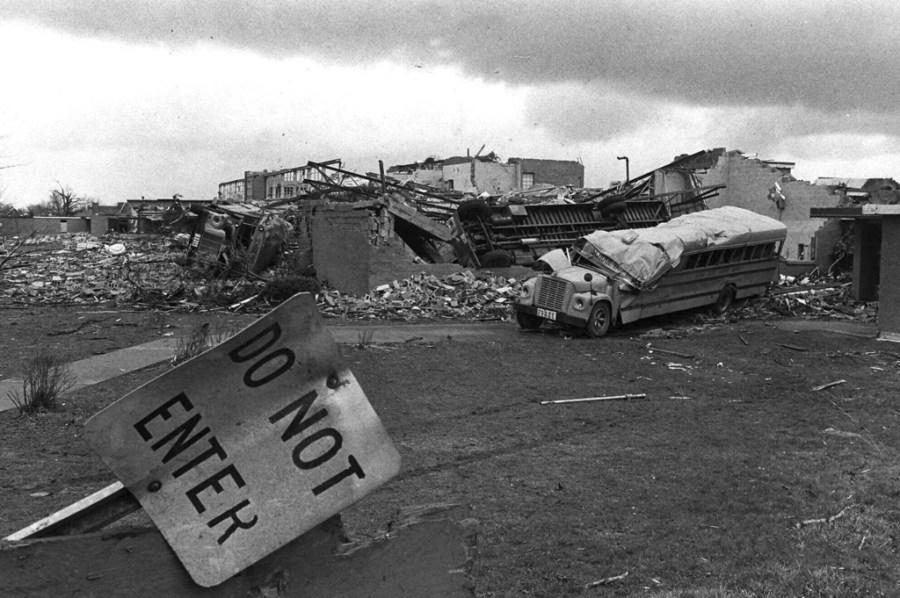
<box><xmin>310</xmin><ymin>204</ymin><xmax>461</xmax><ymax>296</ymax></box>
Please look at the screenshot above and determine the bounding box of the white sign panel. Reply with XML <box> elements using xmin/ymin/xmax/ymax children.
<box><xmin>84</xmin><ymin>293</ymin><xmax>401</xmax><ymax>587</ymax></box>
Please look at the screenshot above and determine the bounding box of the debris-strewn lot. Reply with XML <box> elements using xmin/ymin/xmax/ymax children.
<box><xmin>0</xmin><ymin>232</ymin><xmax>875</xmax><ymax>325</ymax></box>
<box><xmin>2</xmin><ymin>303</ymin><xmax>899</xmax><ymax>596</ymax></box>
<box><xmin>0</xmin><ymin>233</ymin><xmax>522</xmax><ymax>319</ymax></box>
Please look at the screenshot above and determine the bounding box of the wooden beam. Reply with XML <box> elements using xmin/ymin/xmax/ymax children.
<box><xmin>5</xmin><ymin>482</ymin><xmax>140</xmax><ymax>541</ymax></box>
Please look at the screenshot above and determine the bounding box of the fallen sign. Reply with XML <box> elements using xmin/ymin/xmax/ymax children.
<box><xmin>53</xmin><ymin>292</ymin><xmax>399</xmax><ymax>587</ymax></box>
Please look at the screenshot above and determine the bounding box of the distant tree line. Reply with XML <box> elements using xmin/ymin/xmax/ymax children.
<box><xmin>0</xmin><ymin>184</ymin><xmax>93</xmax><ymax>217</ymax></box>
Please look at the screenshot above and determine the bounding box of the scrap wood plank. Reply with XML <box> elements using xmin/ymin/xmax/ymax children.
<box><xmin>647</xmin><ymin>346</ymin><xmax>695</xmax><ymax>359</ymax></box>
<box><xmin>779</xmin><ymin>343</ymin><xmax>809</xmax><ymax>352</ymax></box>
<box><xmin>541</xmin><ymin>394</ymin><xmax>646</xmax><ymax>405</ymax></box>
<box><xmin>1</xmin><ymin>507</ymin><xmax>475</xmax><ymax>597</ymax></box>
<box><xmin>4</xmin><ymin>481</ymin><xmax>139</xmax><ymax>541</ymax></box>
<box><xmin>812</xmin><ymin>379</ymin><xmax>847</xmax><ymax>392</ymax></box>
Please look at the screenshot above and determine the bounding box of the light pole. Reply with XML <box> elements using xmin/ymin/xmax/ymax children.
<box><xmin>617</xmin><ymin>155</ymin><xmax>630</xmax><ymax>184</ymax></box>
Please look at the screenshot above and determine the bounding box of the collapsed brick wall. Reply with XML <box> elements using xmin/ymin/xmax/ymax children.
<box><xmin>310</xmin><ymin>205</ymin><xmax>461</xmax><ymax>295</ymax></box>
<box><xmin>701</xmin><ymin>152</ymin><xmax>839</xmax><ymax>268</ymax></box>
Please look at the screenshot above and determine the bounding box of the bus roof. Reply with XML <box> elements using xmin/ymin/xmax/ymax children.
<box><xmin>575</xmin><ymin>207</ymin><xmax>787</xmax><ymax>288</ymax></box>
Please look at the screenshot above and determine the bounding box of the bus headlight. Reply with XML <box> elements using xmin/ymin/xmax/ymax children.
<box><xmin>574</xmin><ymin>297</ymin><xmax>585</xmax><ymax>310</ymax></box>
<box><xmin>519</xmin><ymin>281</ymin><xmax>535</xmax><ymax>301</ymax></box>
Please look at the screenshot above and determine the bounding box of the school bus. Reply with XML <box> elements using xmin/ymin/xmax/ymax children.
<box><xmin>514</xmin><ymin>207</ymin><xmax>787</xmax><ymax>337</ymax></box>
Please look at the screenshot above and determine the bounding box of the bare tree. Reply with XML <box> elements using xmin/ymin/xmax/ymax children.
<box><xmin>47</xmin><ymin>184</ymin><xmax>85</xmax><ymax>216</ymax></box>
<box><xmin>0</xmin><ymin>201</ymin><xmax>25</xmax><ymax>217</ymax></box>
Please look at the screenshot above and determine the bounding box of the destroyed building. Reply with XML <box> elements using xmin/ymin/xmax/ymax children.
<box><xmin>387</xmin><ymin>153</ymin><xmax>584</xmax><ymax>194</ymax></box>
<box><xmin>674</xmin><ymin>149</ymin><xmax>843</xmax><ymax>273</ymax></box>
<box><xmin>217</xmin><ymin>160</ymin><xmax>343</xmax><ymax>203</ymax></box>
<box><xmin>115</xmin><ymin>197</ymin><xmax>211</xmax><ymax>234</ymax></box>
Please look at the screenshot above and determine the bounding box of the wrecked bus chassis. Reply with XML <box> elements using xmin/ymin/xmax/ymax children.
<box><xmin>514</xmin><ymin>206</ymin><xmax>787</xmax><ymax>337</ymax></box>
<box><xmin>184</xmin><ymin>203</ymin><xmax>293</xmax><ymax>275</ymax></box>
<box><xmin>451</xmin><ymin>186</ymin><xmax>722</xmax><ymax>269</ymax></box>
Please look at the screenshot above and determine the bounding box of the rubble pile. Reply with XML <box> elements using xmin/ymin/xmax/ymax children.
<box><xmin>1</xmin><ymin>233</ymin><xmax>524</xmax><ymax>319</ymax></box>
<box><xmin>0</xmin><ymin>232</ymin><xmax>877</xmax><ymax>324</ymax></box>
<box><xmin>317</xmin><ymin>271</ymin><xmax>522</xmax><ymax>321</ymax></box>
<box><xmin>736</xmin><ymin>275</ymin><xmax>877</xmax><ymax>322</ymax></box>
<box><xmin>0</xmin><ymin>233</ymin><xmax>265</xmax><ymax>308</ymax></box>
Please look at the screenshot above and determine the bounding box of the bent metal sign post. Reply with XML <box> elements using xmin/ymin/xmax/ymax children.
<box><xmin>84</xmin><ymin>293</ymin><xmax>401</xmax><ymax>587</ymax></box>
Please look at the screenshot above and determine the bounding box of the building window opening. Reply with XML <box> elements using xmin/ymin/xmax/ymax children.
<box><xmin>522</xmin><ymin>172</ymin><xmax>535</xmax><ymax>190</ymax></box>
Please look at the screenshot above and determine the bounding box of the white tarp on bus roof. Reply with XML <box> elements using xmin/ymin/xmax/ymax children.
<box><xmin>575</xmin><ymin>206</ymin><xmax>787</xmax><ymax>288</ymax></box>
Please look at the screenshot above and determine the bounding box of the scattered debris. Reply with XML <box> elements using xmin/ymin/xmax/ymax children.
<box><xmin>822</xmin><ymin>427</ymin><xmax>862</xmax><ymax>439</ymax></box>
<box><xmin>736</xmin><ymin>273</ymin><xmax>876</xmax><ymax>322</ymax></box>
<box><xmin>0</xmin><ymin>228</ymin><xmax>881</xmax><ymax>330</ymax></box>
<box><xmin>647</xmin><ymin>345</ymin><xmax>695</xmax><ymax>359</ymax></box>
<box><xmin>796</xmin><ymin>504</ymin><xmax>856</xmax><ymax>528</ymax></box>
<box><xmin>584</xmin><ymin>571</ymin><xmax>629</xmax><ymax>588</ymax></box>
<box><xmin>0</xmin><ymin>233</ymin><xmax>524</xmax><ymax>319</ymax></box>
<box><xmin>780</xmin><ymin>343</ymin><xmax>809</xmax><ymax>352</ymax></box>
<box><xmin>540</xmin><ymin>394</ymin><xmax>646</xmax><ymax>405</ymax></box>
<box><xmin>812</xmin><ymin>379</ymin><xmax>847</xmax><ymax>392</ymax></box>
<box><xmin>317</xmin><ymin>271</ymin><xmax>522</xmax><ymax>321</ymax></box>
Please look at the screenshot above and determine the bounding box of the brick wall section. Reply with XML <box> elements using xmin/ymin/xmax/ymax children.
<box><xmin>0</xmin><ymin>217</ymin><xmax>90</xmax><ymax>236</ymax></box>
<box><xmin>701</xmin><ymin>153</ymin><xmax>838</xmax><ymax>263</ymax></box>
<box><xmin>311</xmin><ymin>208</ymin><xmax>373</xmax><ymax>295</ymax></box>
<box><xmin>311</xmin><ymin>206</ymin><xmax>465</xmax><ymax>294</ymax></box>
<box><xmin>515</xmin><ymin>159</ymin><xmax>585</xmax><ymax>188</ymax></box>
<box><xmin>879</xmin><ymin>217</ymin><xmax>900</xmax><ymax>336</ymax></box>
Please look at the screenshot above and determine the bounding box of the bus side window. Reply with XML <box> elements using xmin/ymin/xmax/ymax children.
<box><xmin>696</xmin><ymin>253</ymin><xmax>710</xmax><ymax>268</ymax></box>
<box><xmin>750</xmin><ymin>245</ymin><xmax>763</xmax><ymax>259</ymax></box>
<box><xmin>708</xmin><ymin>250</ymin><xmax>722</xmax><ymax>266</ymax></box>
<box><xmin>764</xmin><ymin>243</ymin><xmax>775</xmax><ymax>257</ymax></box>
<box><xmin>685</xmin><ymin>254</ymin><xmax>699</xmax><ymax>269</ymax></box>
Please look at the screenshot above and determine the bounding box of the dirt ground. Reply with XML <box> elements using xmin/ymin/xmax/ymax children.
<box><xmin>2</xmin><ymin>304</ymin><xmax>900</xmax><ymax>597</ymax></box>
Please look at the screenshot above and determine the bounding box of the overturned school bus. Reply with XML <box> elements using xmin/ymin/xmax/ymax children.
<box><xmin>185</xmin><ymin>203</ymin><xmax>293</xmax><ymax>274</ymax></box>
<box><xmin>514</xmin><ymin>207</ymin><xmax>787</xmax><ymax>337</ymax></box>
<box><xmin>450</xmin><ymin>187</ymin><xmax>716</xmax><ymax>268</ymax></box>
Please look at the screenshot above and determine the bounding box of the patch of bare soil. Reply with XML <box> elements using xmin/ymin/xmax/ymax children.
<box><xmin>2</xmin><ymin>307</ymin><xmax>899</xmax><ymax>597</ymax></box>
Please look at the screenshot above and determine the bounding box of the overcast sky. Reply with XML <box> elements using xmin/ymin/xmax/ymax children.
<box><xmin>2</xmin><ymin>1</ymin><xmax>899</xmax><ymax>207</ymax></box>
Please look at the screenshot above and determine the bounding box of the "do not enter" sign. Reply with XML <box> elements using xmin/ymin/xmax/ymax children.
<box><xmin>84</xmin><ymin>293</ymin><xmax>401</xmax><ymax>587</ymax></box>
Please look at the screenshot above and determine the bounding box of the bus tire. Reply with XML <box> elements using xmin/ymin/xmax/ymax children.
<box><xmin>457</xmin><ymin>199</ymin><xmax>491</xmax><ymax>221</ymax></box>
<box><xmin>712</xmin><ymin>285</ymin><xmax>736</xmax><ymax>315</ymax></box>
<box><xmin>586</xmin><ymin>302</ymin><xmax>612</xmax><ymax>338</ymax></box>
<box><xmin>480</xmin><ymin>249</ymin><xmax>514</xmax><ymax>268</ymax></box>
<box><xmin>516</xmin><ymin>311</ymin><xmax>543</xmax><ymax>330</ymax></box>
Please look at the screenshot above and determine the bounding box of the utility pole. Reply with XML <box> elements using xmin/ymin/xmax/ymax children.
<box><xmin>617</xmin><ymin>155</ymin><xmax>630</xmax><ymax>183</ymax></box>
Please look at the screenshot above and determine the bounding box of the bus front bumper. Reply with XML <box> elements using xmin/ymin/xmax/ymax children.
<box><xmin>515</xmin><ymin>304</ymin><xmax>587</xmax><ymax>329</ymax></box>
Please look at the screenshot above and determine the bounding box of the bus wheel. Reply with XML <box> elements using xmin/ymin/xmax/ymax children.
<box><xmin>586</xmin><ymin>302</ymin><xmax>612</xmax><ymax>338</ymax></box>
<box><xmin>712</xmin><ymin>285</ymin><xmax>736</xmax><ymax>315</ymax></box>
<box><xmin>480</xmin><ymin>249</ymin><xmax>514</xmax><ymax>268</ymax></box>
<box><xmin>516</xmin><ymin>312</ymin><xmax>543</xmax><ymax>330</ymax></box>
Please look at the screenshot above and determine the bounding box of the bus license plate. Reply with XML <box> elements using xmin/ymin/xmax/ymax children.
<box><xmin>536</xmin><ymin>308</ymin><xmax>557</xmax><ymax>321</ymax></box>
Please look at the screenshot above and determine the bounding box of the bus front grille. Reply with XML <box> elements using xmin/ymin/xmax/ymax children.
<box><xmin>536</xmin><ymin>277</ymin><xmax>568</xmax><ymax>311</ymax></box>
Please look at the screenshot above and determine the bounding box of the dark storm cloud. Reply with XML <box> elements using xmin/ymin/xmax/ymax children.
<box><xmin>4</xmin><ymin>0</ymin><xmax>899</xmax><ymax>115</ymax></box>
